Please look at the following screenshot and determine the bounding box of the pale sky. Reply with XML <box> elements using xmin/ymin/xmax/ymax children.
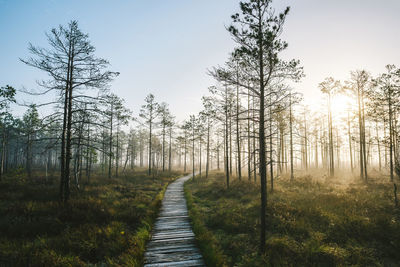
<box><xmin>1</xmin><ymin>0</ymin><xmax>399</xmax><ymax>123</ymax></box>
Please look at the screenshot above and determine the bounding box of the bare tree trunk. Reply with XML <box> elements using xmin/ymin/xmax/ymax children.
<box><xmin>248</xmin><ymin>87</ymin><xmax>252</xmax><ymax>180</ymax></box>
<box><xmin>74</xmin><ymin>120</ymin><xmax>84</xmax><ymax>189</ymax></box>
<box><xmin>361</xmin><ymin>90</ymin><xmax>368</xmax><ymax>180</ymax></box>
<box><xmin>88</xmin><ymin>145</ymin><xmax>92</xmax><ymax>183</ymax></box>
<box><xmin>225</xmin><ymin>86</ymin><xmax>230</xmax><ymax>188</ymax></box>
<box><xmin>357</xmin><ymin>86</ymin><xmax>364</xmax><ymax>180</ymax></box>
<box><xmin>328</xmin><ymin>93</ymin><xmax>334</xmax><ymax>177</ymax></box>
<box><xmin>348</xmin><ymin>111</ymin><xmax>353</xmax><ymax>172</ymax></box>
<box><xmin>289</xmin><ymin>93</ymin><xmax>294</xmax><ymax>181</ymax></box>
<box><xmin>376</xmin><ymin>120</ymin><xmax>381</xmax><ymax>171</ymax></box>
<box><xmin>315</xmin><ymin>132</ymin><xmax>319</xmax><ymax>168</ymax></box>
<box><xmin>384</xmin><ymin>118</ymin><xmax>388</xmax><ymax>168</ymax></box>
<box><xmin>130</xmin><ymin>136</ymin><xmax>134</xmax><ymax>169</ymax></box>
<box><xmin>269</xmin><ymin>104</ymin><xmax>274</xmax><ymax>192</ymax></box>
<box><xmin>253</xmin><ymin>92</ymin><xmax>257</xmax><ymax>182</ymax></box>
<box><xmin>236</xmin><ymin>68</ymin><xmax>242</xmax><ymax>180</ymax></box>
<box><xmin>26</xmin><ymin>134</ymin><xmax>32</xmax><ymax>179</ymax></box>
<box><xmin>389</xmin><ymin>88</ymin><xmax>394</xmax><ymax>181</ymax></box>
<box><xmin>64</xmin><ymin>42</ymin><xmax>75</xmax><ymax>203</ymax></box>
<box><xmin>206</xmin><ymin>120</ymin><xmax>210</xmax><ymax>178</ymax></box>
<box><xmin>115</xmin><ymin>123</ymin><xmax>120</xmax><ymax>177</ymax></box>
<box><xmin>217</xmin><ymin>136</ymin><xmax>220</xmax><ymax>170</ymax></box>
<box><xmin>304</xmin><ymin>111</ymin><xmax>308</xmax><ymax>171</ymax></box>
<box><xmin>277</xmin><ymin>126</ymin><xmax>282</xmax><ymax>175</ymax></box>
<box><xmin>199</xmin><ymin>139</ymin><xmax>202</xmax><ymax>178</ymax></box>
<box><xmin>108</xmin><ymin>103</ymin><xmax>113</xmax><ymax>179</ymax></box>
<box><xmin>229</xmin><ymin>110</ymin><xmax>233</xmax><ymax>176</ymax></box>
<box><xmin>321</xmin><ymin>126</ymin><xmax>325</xmax><ymax>169</ymax></box>
<box><xmin>101</xmin><ymin>128</ymin><xmax>106</xmax><ymax>175</ymax></box>
<box><xmin>86</xmin><ymin>123</ymin><xmax>90</xmax><ymax>181</ymax></box>
<box><xmin>123</xmin><ymin>144</ymin><xmax>129</xmax><ymax>174</ymax></box>
<box><xmin>258</xmin><ymin>25</ymin><xmax>267</xmax><ymax>253</ymax></box>
<box><xmin>139</xmin><ymin>135</ymin><xmax>143</xmax><ymax>167</ymax></box>
<box><xmin>0</xmin><ymin>130</ymin><xmax>7</xmax><ymax>181</ymax></box>
<box><xmin>162</xmin><ymin>124</ymin><xmax>165</xmax><ymax>172</ymax></box>
<box><xmin>169</xmin><ymin>126</ymin><xmax>172</xmax><ymax>172</ymax></box>
<box><xmin>148</xmin><ymin>118</ymin><xmax>152</xmax><ymax>176</ymax></box>
<box><xmin>336</xmin><ymin>128</ymin><xmax>340</xmax><ymax>169</ymax></box>
<box><xmin>192</xmin><ymin>126</ymin><xmax>195</xmax><ymax>180</ymax></box>
<box><xmin>60</xmin><ymin>38</ymin><xmax>72</xmax><ymax>202</ymax></box>
<box><xmin>184</xmin><ymin>134</ymin><xmax>187</xmax><ymax>172</ymax></box>
<box><xmin>394</xmin><ymin>111</ymin><xmax>398</xmax><ymax>164</ymax></box>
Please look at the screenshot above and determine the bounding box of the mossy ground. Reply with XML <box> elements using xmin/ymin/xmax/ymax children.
<box><xmin>185</xmin><ymin>171</ymin><xmax>400</xmax><ymax>267</ymax></box>
<box><xmin>0</xmin><ymin>168</ymin><xmax>183</xmax><ymax>266</ymax></box>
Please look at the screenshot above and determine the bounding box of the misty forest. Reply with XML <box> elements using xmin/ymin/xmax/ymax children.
<box><xmin>1</xmin><ymin>0</ymin><xmax>400</xmax><ymax>266</ymax></box>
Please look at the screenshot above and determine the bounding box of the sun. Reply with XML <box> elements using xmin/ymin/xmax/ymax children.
<box><xmin>330</xmin><ymin>94</ymin><xmax>355</xmax><ymax>119</ymax></box>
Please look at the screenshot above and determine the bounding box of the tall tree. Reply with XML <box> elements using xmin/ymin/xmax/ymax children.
<box><xmin>0</xmin><ymin>85</ymin><xmax>16</xmax><ymax>181</ymax></box>
<box><xmin>139</xmin><ymin>94</ymin><xmax>159</xmax><ymax>176</ymax></box>
<box><xmin>181</xmin><ymin>122</ymin><xmax>191</xmax><ymax>173</ymax></box>
<box><xmin>222</xmin><ymin>0</ymin><xmax>302</xmax><ymax>252</ymax></box>
<box><xmin>344</xmin><ymin>70</ymin><xmax>370</xmax><ymax>180</ymax></box>
<box><xmin>168</xmin><ymin>116</ymin><xmax>175</xmax><ymax>172</ymax></box>
<box><xmin>158</xmin><ymin>102</ymin><xmax>172</xmax><ymax>172</ymax></box>
<box><xmin>188</xmin><ymin>115</ymin><xmax>197</xmax><ymax>179</ymax></box>
<box><xmin>209</xmin><ymin>85</ymin><xmax>233</xmax><ymax>188</ymax></box>
<box><xmin>22</xmin><ymin>20</ymin><xmax>117</xmax><ymax>203</ymax></box>
<box><xmin>22</xmin><ymin>105</ymin><xmax>40</xmax><ymax>179</ymax></box>
<box><xmin>201</xmin><ymin>96</ymin><xmax>216</xmax><ymax>178</ymax></box>
<box><xmin>113</xmin><ymin>96</ymin><xmax>131</xmax><ymax>177</ymax></box>
<box><xmin>319</xmin><ymin>77</ymin><xmax>340</xmax><ymax>177</ymax></box>
<box><xmin>372</xmin><ymin>65</ymin><xmax>400</xmax><ymax>181</ymax></box>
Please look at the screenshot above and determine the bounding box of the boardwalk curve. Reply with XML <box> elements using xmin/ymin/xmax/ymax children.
<box><xmin>144</xmin><ymin>174</ymin><xmax>205</xmax><ymax>267</ymax></box>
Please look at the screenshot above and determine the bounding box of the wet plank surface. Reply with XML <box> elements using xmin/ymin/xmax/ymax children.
<box><xmin>144</xmin><ymin>174</ymin><xmax>205</xmax><ymax>267</ymax></box>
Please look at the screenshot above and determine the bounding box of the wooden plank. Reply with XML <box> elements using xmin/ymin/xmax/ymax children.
<box><xmin>146</xmin><ymin>244</ymin><xmax>198</xmax><ymax>253</ymax></box>
<box><xmin>144</xmin><ymin>259</ymin><xmax>205</xmax><ymax>267</ymax></box>
<box><xmin>152</xmin><ymin>232</ymin><xmax>195</xmax><ymax>240</ymax></box>
<box><xmin>143</xmin><ymin>174</ymin><xmax>205</xmax><ymax>267</ymax></box>
<box><xmin>145</xmin><ymin>252</ymin><xmax>203</xmax><ymax>263</ymax></box>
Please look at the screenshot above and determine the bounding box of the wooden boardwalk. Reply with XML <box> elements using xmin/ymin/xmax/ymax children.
<box><xmin>144</xmin><ymin>174</ymin><xmax>205</xmax><ymax>267</ymax></box>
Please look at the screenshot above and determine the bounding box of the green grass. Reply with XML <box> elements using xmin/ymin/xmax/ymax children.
<box><xmin>0</xmin><ymin>168</ymin><xmax>183</xmax><ymax>266</ymax></box>
<box><xmin>185</xmin><ymin>171</ymin><xmax>400</xmax><ymax>267</ymax></box>
<box><xmin>184</xmin><ymin>183</ymin><xmax>227</xmax><ymax>267</ymax></box>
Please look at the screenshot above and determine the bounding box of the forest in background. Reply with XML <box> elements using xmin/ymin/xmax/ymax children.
<box><xmin>1</xmin><ymin>0</ymin><xmax>400</xmax><ymax>266</ymax></box>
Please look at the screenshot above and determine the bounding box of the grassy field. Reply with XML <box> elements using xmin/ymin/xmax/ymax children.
<box><xmin>0</xmin><ymin>168</ymin><xmax>183</xmax><ymax>266</ymax></box>
<box><xmin>185</xmin><ymin>171</ymin><xmax>400</xmax><ymax>267</ymax></box>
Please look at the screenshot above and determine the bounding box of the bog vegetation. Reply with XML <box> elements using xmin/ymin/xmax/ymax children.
<box><xmin>1</xmin><ymin>0</ymin><xmax>400</xmax><ymax>266</ymax></box>
<box><xmin>0</xmin><ymin>169</ymin><xmax>181</xmax><ymax>266</ymax></box>
<box><xmin>185</xmin><ymin>172</ymin><xmax>400</xmax><ymax>266</ymax></box>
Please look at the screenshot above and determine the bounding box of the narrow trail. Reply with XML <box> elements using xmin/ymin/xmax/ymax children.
<box><xmin>144</xmin><ymin>174</ymin><xmax>205</xmax><ymax>267</ymax></box>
